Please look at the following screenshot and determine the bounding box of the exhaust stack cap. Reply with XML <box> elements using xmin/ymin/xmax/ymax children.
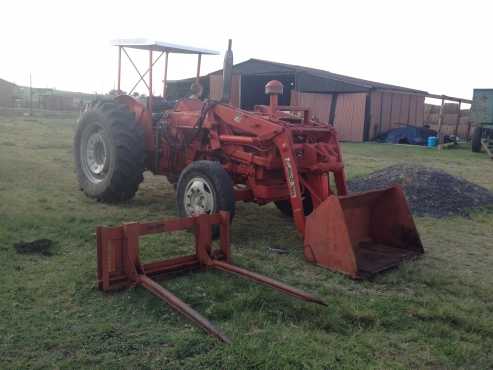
<box><xmin>265</xmin><ymin>80</ymin><xmax>284</xmax><ymax>96</ymax></box>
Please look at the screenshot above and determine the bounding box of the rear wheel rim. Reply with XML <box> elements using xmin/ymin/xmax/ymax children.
<box><xmin>81</xmin><ymin>125</ymin><xmax>109</xmax><ymax>184</ymax></box>
<box><xmin>183</xmin><ymin>177</ymin><xmax>215</xmax><ymax>215</ymax></box>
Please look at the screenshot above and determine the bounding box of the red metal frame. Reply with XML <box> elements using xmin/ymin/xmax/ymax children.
<box><xmin>116</xmin><ymin>45</ymin><xmax>203</xmax><ymax>101</ymax></box>
<box><xmin>97</xmin><ymin>212</ymin><xmax>325</xmax><ymax>343</ymax></box>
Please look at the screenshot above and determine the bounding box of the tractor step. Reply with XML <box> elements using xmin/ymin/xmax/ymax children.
<box><xmin>96</xmin><ymin>212</ymin><xmax>325</xmax><ymax>343</ymax></box>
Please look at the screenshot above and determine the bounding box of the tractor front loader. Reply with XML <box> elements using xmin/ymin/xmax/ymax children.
<box><xmin>74</xmin><ymin>39</ymin><xmax>423</xmax><ymax>279</ymax></box>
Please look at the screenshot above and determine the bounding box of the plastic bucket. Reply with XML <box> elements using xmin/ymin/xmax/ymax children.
<box><xmin>427</xmin><ymin>136</ymin><xmax>438</xmax><ymax>148</ymax></box>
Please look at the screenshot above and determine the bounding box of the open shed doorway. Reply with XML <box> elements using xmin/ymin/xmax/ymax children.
<box><xmin>240</xmin><ymin>74</ymin><xmax>295</xmax><ymax>110</ymax></box>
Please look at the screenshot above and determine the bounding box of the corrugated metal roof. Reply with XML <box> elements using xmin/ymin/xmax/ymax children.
<box><xmin>211</xmin><ymin>59</ymin><xmax>427</xmax><ymax>94</ymax></box>
<box><xmin>112</xmin><ymin>39</ymin><xmax>220</xmax><ymax>55</ymax></box>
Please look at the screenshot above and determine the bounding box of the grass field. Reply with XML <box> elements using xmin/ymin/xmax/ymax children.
<box><xmin>1</xmin><ymin>113</ymin><xmax>492</xmax><ymax>369</ymax></box>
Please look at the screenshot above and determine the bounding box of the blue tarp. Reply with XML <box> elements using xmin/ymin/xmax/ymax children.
<box><xmin>376</xmin><ymin>126</ymin><xmax>438</xmax><ymax>145</ymax></box>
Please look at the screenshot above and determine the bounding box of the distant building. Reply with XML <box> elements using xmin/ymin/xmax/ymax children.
<box><xmin>0</xmin><ymin>78</ymin><xmax>17</xmax><ymax>107</ymax></box>
<box><xmin>13</xmin><ymin>85</ymin><xmax>98</xmax><ymax>111</ymax></box>
<box><xmin>38</xmin><ymin>94</ymin><xmax>73</xmax><ymax>111</ymax></box>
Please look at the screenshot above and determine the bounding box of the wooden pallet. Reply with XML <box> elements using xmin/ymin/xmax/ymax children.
<box><xmin>482</xmin><ymin>139</ymin><xmax>493</xmax><ymax>159</ymax></box>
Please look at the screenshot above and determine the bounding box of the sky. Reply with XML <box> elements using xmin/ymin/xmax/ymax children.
<box><xmin>1</xmin><ymin>0</ymin><xmax>491</xmax><ymax>101</ymax></box>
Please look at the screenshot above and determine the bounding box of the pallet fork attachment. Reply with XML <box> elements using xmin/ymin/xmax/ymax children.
<box><xmin>97</xmin><ymin>212</ymin><xmax>325</xmax><ymax>343</ymax></box>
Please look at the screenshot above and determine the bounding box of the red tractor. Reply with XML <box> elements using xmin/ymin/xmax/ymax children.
<box><xmin>74</xmin><ymin>39</ymin><xmax>423</xmax><ymax>279</ymax></box>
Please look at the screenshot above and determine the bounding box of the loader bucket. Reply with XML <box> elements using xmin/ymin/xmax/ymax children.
<box><xmin>304</xmin><ymin>186</ymin><xmax>423</xmax><ymax>279</ymax></box>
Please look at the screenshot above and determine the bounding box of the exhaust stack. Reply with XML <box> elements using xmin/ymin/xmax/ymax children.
<box><xmin>221</xmin><ymin>39</ymin><xmax>233</xmax><ymax>103</ymax></box>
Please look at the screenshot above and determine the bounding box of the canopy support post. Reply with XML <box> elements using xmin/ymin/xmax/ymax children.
<box><xmin>163</xmin><ymin>52</ymin><xmax>169</xmax><ymax>98</ymax></box>
<box><xmin>117</xmin><ymin>46</ymin><xmax>122</xmax><ymax>93</ymax></box>
<box><xmin>196</xmin><ymin>53</ymin><xmax>202</xmax><ymax>83</ymax></box>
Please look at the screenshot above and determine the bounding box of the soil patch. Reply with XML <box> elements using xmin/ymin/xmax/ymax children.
<box><xmin>14</xmin><ymin>239</ymin><xmax>54</xmax><ymax>256</ymax></box>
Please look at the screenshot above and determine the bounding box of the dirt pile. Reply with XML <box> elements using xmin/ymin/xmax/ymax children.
<box><xmin>348</xmin><ymin>165</ymin><xmax>493</xmax><ymax>218</ymax></box>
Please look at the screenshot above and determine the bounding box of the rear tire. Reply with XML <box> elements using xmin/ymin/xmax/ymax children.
<box><xmin>74</xmin><ymin>99</ymin><xmax>145</xmax><ymax>202</ymax></box>
<box><xmin>471</xmin><ymin>127</ymin><xmax>483</xmax><ymax>153</ymax></box>
<box><xmin>176</xmin><ymin>161</ymin><xmax>235</xmax><ymax>238</ymax></box>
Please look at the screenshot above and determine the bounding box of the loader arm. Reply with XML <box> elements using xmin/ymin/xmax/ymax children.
<box><xmin>210</xmin><ymin>101</ymin><xmax>348</xmax><ymax>235</ymax></box>
<box><xmin>206</xmin><ymin>82</ymin><xmax>424</xmax><ymax>279</ymax></box>
<box><xmin>273</xmin><ymin>131</ymin><xmax>306</xmax><ymax>233</ymax></box>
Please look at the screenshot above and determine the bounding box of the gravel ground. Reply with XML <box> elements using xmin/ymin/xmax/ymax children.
<box><xmin>348</xmin><ymin>164</ymin><xmax>493</xmax><ymax>218</ymax></box>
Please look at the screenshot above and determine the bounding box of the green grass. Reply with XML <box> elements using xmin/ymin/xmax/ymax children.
<box><xmin>0</xmin><ymin>114</ymin><xmax>492</xmax><ymax>369</ymax></box>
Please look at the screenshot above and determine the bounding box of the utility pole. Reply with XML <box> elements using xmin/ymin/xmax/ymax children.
<box><xmin>437</xmin><ymin>97</ymin><xmax>445</xmax><ymax>146</ymax></box>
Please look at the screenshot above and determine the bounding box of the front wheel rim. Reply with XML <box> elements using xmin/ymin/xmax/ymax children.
<box><xmin>183</xmin><ymin>177</ymin><xmax>215</xmax><ymax>215</ymax></box>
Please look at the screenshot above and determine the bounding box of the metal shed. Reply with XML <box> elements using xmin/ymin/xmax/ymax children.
<box><xmin>204</xmin><ymin>59</ymin><xmax>427</xmax><ymax>142</ymax></box>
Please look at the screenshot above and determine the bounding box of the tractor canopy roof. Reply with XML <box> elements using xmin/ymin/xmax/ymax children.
<box><xmin>112</xmin><ymin>39</ymin><xmax>220</xmax><ymax>55</ymax></box>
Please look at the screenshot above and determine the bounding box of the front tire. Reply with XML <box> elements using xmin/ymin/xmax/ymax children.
<box><xmin>74</xmin><ymin>99</ymin><xmax>145</xmax><ymax>202</ymax></box>
<box><xmin>275</xmin><ymin>193</ymin><xmax>313</xmax><ymax>217</ymax></box>
<box><xmin>176</xmin><ymin>161</ymin><xmax>235</xmax><ymax>237</ymax></box>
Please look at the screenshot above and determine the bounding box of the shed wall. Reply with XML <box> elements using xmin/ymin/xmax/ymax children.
<box><xmin>290</xmin><ymin>91</ymin><xmax>332</xmax><ymax>123</ymax></box>
<box><xmin>209</xmin><ymin>74</ymin><xmax>241</xmax><ymax>107</ymax></box>
<box><xmin>293</xmin><ymin>91</ymin><xmax>426</xmax><ymax>142</ymax></box>
<box><xmin>369</xmin><ymin>91</ymin><xmax>425</xmax><ymax>139</ymax></box>
<box><xmin>292</xmin><ymin>91</ymin><xmax>367</xmax><ymax>141</ymax></box>
<box><xmin>333</xmin><ymin>93</ymin><xmax>367</xmax><ymax>142</ymax></box>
